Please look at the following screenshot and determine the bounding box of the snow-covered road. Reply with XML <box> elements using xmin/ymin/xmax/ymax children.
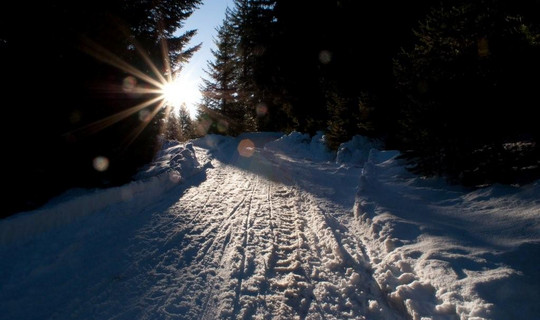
<box><xmin>1</xmin><ymin>133</ymin><xmax>539</xmax><ymax>320</ymax></box>
<box><xmin>0</xmin><ymin>134</ymin><xmax>402</xmax><ymax>319</ymax></box>
<box><xmin>123</xmin><ymin>158</ymin><xmax>399</xmax><ymax>319</ymax></box>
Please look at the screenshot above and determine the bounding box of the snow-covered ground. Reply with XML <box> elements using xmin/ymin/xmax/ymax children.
<box><xmin>0</xmin><ymin>132</ymin><xmax>538</xmax><ymax>319</ymax></box>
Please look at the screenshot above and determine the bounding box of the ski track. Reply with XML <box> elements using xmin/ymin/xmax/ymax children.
<box><xmin>0</xmin><ymin>146</ymin><xmax>407</xmax><ymax>320</ymax></box>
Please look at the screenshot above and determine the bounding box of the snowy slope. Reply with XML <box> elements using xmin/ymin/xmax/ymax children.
<box><xmin>0</xmin><ymin>133</ymin><xmax>538</xmax><ymax>320</ymax></box>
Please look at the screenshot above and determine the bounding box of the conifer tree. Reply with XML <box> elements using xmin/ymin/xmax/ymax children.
<box><xmin>178</xmin><ymin>104</ymin><xmax>195</xmax><ymax>140</ymax></box>
<box><xmin>200</xmin><ymin>1</ymin><xmax>280</xmax><ymax>135</ymax></box>
<box><xmin>165</xmin><ymin>109</ymin><xmax>182</xmax><ymax>141</ymax></box>
<box><xmin>199</xmin><ymin>7</ymin><xmax>246</xmax><ymax>135</ymax></box>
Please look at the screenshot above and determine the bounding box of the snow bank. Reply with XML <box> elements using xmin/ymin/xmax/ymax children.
<box><xmin>265</xmin><ymin>131</ymin><xmax>380</xmax><ymax>165</ymax></box>
<box><xmin>191</xmin><ymin>134</ymin><xmax>233</xmax><ymax>151</ymax></box>
<box><xmin>134</xmin><ymin>140</ymin><xmax>200</xmax><ymax>180</ymax></box>
<box><xmin>236</xmin><ymin>132</ymin><xmax>284</xmax><ymax>146</ymax></box>
<box><xmin>353</xmin><ymin>148</ymin><xmax>540</xmax><ymax>320</ymax></box>
<box><xmin>265</xmin><ymin>131</ymin><xmax>334</xmax><ymax>161</ymax></box>
<box><xmin>336</xmin><ymin>135</ymin><xmax>382</xmax><ymax>165</ymax></box>
<box><xmin>0</xmin><ymin>141</ymin><xmax>202</xmax><ymax>245</ymax></box>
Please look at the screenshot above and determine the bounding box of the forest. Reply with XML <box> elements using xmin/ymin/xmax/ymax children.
<box><xmin>198</xmin><ymin>0</ymin><xmax>540</xmax><ymax>186</ymax></box>
<box><xmin>1</xmin><ymin>0</ymin><xmax>539</xmax><ymax>216</ymax></box>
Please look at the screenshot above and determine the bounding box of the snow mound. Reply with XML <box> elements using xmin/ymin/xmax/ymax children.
<box><xmin>336</xmin><ymin>135</ymin><xmax>382</xmax><ymax>165</ymax></box>
<box><xmin>265</xmin><ymin>132</ymin><xmax>380</xmax><ymax>165</ymax></box>
<box><xmin>0</xmin><ymin>141</ymin><xmax>203</xmax><ymax>245</ymax></box>
<box><xmin>134</xmin><ymin>140</ymin><xmax>200</xmax><ymax>180</ymax></box>
<box><xmin>265</xmin><ymin>131</ymin><xmax>334</xmax><ymax>161</ymax></box>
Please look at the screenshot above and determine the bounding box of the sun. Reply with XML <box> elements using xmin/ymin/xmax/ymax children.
<box><xmin>159</xmin><ymin>72</ymin><xmax>199</xmax><ymax>116</ymax></box>
<box><xmin>161</xmin><ymin>78</ymin><xmax>185</xmax><ymax>108</ymax></box>
<box><xmin>71</xmin><ymin>37</ymin><xmax>201</xmax><ymax>146</ymax></box>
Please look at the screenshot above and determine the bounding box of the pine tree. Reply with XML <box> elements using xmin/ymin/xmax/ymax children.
<box><xmin>178</xmin><ymin>104</ymin><xmax>195</xmax><ymax>140</ymax></box>
<box><xmin>164</xmin><ymin>109</ymin><xmax>182</xmax><ymax>141</ymax></box>
<box><xmin>199</xmin><ymin>1</ymin><xmax>281</xmax><ymax>135</ymax></box>
<box><xmin>196</xmin><ymin>0</ymin><xmax>440</xmax><ymax>143</ymax></box>
<box><xmin>199</xmin><ymin>7</ymin><xmax>247</xmax><ymax>136</ymax></box>
<box><xmin>233</xmin><ymin>0</ymin><xmax>285</xmax><ymax>132</ymax></box>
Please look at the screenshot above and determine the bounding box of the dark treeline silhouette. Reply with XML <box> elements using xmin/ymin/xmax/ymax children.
<box><xmin>199</xmin><ymin>0</ymin><xmax>540</xmax><ymax>186</ymax></box>
<box><xmin>1</xmin><ymin>0</ymin><xmax>201</xmax><ymax>217</ymax></box>
<box><xmin>395</xmin><ymin>0</ymin><xmax>540</xmax><ymax>185</ymax></box>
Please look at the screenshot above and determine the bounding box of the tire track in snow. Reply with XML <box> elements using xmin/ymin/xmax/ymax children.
<box><xmin>267</xmin><ymin>186</ymin><xmax>324</xmax><ymax>319</ymax></box>
<box><xmin>119</xmin><ymin>162</ymin><xmax>258</xmax><ymax>320</ymax></box>
<box><xmin>119</xmin><ymin>153</ymin><xmax>405</xmax><ymax>319</ymax></box>
<box><xmin>199</xmin><ymin>173</ymin><xmax>257</xmax><ymax>314</ymax></box>
<box><xmin>232</xmin><ymin>175</ymin><xmax>259</xmax><ymax>316</ymax></box>
<box><xmin>2</xmin><ymin>145</ymin><xmax>411</xmax><ymax>320</ymax></box>
<box><xmin>196</xmin><ymin>169</ymin><xmax>262</xmax><ymax>319</ymax></box>
<box><xmin>180</xmin><ymin>167</ymin><xmax>258</xmax><ymax>319</ymax></box>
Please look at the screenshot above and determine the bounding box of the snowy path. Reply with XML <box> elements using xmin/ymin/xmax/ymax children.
<box><xmin>113</xmin><ymin>157</ymin><xmax>401</xmax><ymax>319</ymax></box>
<box><xmin>131</xmin><ymin>160</ymin><xmax>398</xmax><ymax>320</ymax></box>
<box><xmin>0</xmin><ymin>137</ymin><xmax>404</xmax><ymax>320</ymax></box>
<box><xmin>2</xmin><ymin>133</ymin><xmax>538</xmax><ymax>320</ymax></box>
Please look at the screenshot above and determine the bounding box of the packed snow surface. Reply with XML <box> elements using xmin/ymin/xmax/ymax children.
<box><xmin>1</xmin><ymin>132</ymin><xmax>538</xmax><ymax>320</ymax></box>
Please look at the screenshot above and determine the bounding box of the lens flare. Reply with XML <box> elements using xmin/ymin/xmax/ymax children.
<box><xmin>158</xmin><ymin>71</ymin><xmax>199</xmax><ymax>115</ymax></box>
<box><xmin>256</xmin><ymin>103</ymin><xmax>268</xmax><ymax>117</ymax></box>
<box><xmin>93</xmin><ymin>156</ymin><xmax>109</xmax><ymax>172</ymax></box>
<box><xmin>122</xmin><ymin>76</ymin><xmax>137</xmax><ymax>93</ymax></box>
<box><xmin>238</xmin><ymin>139</ymin><xmax>255</xmax><ymax>158</ymax></box>
<box><xmin>139</xmin><ymin>109</ymin><xmax>151</xmax><ymax>122</ymax></box>
<box><xmin>319</xmin><ymin>50</ymin><xmax>332</xmax><ymax>64</ymax></box>
<box><xmin>161</xmin><ymin>79</ymin><xmax>185</xmax><ymax>108</ymax></box>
